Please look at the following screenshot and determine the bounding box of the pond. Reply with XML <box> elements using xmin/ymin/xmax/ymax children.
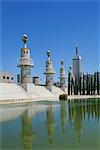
<box><xmin>0</xmin><ymin>99</ymin><xmax>100</xmax><ymax>150</ymax></box>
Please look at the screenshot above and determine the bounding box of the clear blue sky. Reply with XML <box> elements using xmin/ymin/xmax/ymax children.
<box><xmin>0</xmin><ymin>0</ymin><xmax>100</xmax><ymax>83</ymax></box>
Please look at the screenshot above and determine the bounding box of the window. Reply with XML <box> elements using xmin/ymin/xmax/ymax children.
<box><xmin>7</xmin><ymin>77</ymin><xmax>9</xmax><ymax>79</ymax></box>
<box><xmin>11</xmin><ymin>77</ymin><xmax>13</xmax><ymax>80</ymax></box>
<box><xmin>3</xmin><ymin>76</ymin><xmax>5</xmax><ymax>79</ymax></box>
<box><xmin>26</xmin><ymin>51</ymin><xmax>28</xmax><ymax>54</ymax></box>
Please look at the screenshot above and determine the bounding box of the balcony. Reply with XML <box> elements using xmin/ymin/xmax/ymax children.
<box><xmin>17</xmin><ymin>57</ymin><xmax>34</xmax><ymax>67</ymax></box>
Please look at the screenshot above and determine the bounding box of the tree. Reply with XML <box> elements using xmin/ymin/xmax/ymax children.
<box><xmin>86</xmin><ymin>73</ymin><xmax>89</xmax><ymax>95</ymax></box>
<box><xmin>94</xmin><ymin>72</ymin><xmax>96</xmax><ymax>94</ymax></box>
<box><xmin>79</xmin><ymin>75</ymin><xmax>82</xmax><ymax>95</ymax></box>
<box><xmin>97</xmin><ymin>71</ymin><xmax>99</xmax><ymax>95</ymax></box>
<box><xmin>74</xmin><ymin>77</ymin><xmax>77</xmax><ymax>95</ymax></box>
<box><xmin>90</xmin><ymin>75</ymin><xmax>93</xmax><ymax>95</ymax></box>
<box><xmin>71</xmin><ymin>78</ymin><xmax>73</xmax><ymax>95</ymax></box>
<box><xmin>83</xmin><ymin>74</ymin><xmax>85</xmax><ymax>95</ymax></box>
<box><xmin>88</xmin><ymin>74</ymin><xmax>90</xmax><ymax>95</ymax></box>
<box><xmin>71</xmin><ymin>77</ymin><xmax>74</xmax><ymax>95</ymax></box>
<box><xmin>68</xmin><ymin>72</ymin><xmax>71</xmax><ymax>95</ymax></box>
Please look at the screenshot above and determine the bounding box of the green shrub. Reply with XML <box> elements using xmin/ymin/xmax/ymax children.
<box><xmin>59</xmin><ymin>94</ymin><xmax>68</xmax><ymax>101</ymax></box>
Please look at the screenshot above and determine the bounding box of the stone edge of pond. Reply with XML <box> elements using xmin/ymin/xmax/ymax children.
<box><xmin>0</xmin><ymin>95</ymin><xmax>100</xmax><ymax>105</ymax></box>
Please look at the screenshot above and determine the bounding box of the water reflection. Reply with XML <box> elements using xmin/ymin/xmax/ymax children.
<box><xmin>0</xmin><ymin>99</ymin><xmax>100</xmax><ymax>149</ymax></box>
<box><xmin>68</xmin><ymin>100</ymin><xmax>83</xmax><ymax>141</ymax></box>
<box><xmin>60</xmin><ymin>101</ymin><xmax>67</xmax><ymax>132</ymax></box>
<box><xmin>68</xmin><ymin>99</ymin><xmax>100</xmax><ymax>141</ymax></box>
<box><xmin>45</xmin><ymin>105</ymin><xmax>55</xmax><ymax>144</ymax></box>
<box><xmin>68</xmin><ymin>99</ymin><xmax>100</xmax><ymax>123</ymax></box>
<box><xmin>21</xmin><ymin>110</ymin><xmax>34</xmax><ymax>150</ymax></box>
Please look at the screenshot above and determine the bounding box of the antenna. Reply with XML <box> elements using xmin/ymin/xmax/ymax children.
<box><xmin>75</xmin><ymin>42</ymin><xmax>79</xmax><ymax>55</ymax></box>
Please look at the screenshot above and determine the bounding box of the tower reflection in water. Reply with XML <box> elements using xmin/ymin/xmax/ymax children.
<box><xmin>20</xmin><ymin>99</ymin><xmax>100</xmax><ymax>149</ymax></box>
<box><xmin>21</xmin><ymin>110</ymin><xmax>35</xmax><ymax>150</ymax></box>
<box><xmin>45</xmin><ymin>105</ymin><xmax>55</xmax><ymax>144</ymax></box>
<box><xmin>60</xmin><ymin>101</ymin><xmax>67</xmax><ymax>132</ymax></box>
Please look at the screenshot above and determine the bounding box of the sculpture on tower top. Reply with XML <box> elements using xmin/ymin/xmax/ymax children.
<box><xmin>22</xmin><ymin>34</ymin><xmax>28</xmax><ymax>48</ymax></box>
<box><xmin>47</xmin><ymin>50</ymin><xmax>51</xmax><ymax>61</ymax></box>
<box><xmin>61</xmin><ymin>60</ymin><xmax>64</xmax><ymax>66</ymax></box>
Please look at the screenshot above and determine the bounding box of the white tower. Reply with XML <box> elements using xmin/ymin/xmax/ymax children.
<box><xmin>44</xmin><ymin>51</ymin><xmax>55</xmax><ymax>91</ymax></box>
<box><xmin>72</xmin><ymin>46</ymin><xmax>82</xmax><ymax>80</ymax></box>
<box><xmin>59</xmin><ymin>60</ymin><xmax>67</xmax><ymax>92</ymax></box>
<box><xmin>17</xmin><ymin>34</ymin><xmax>34</xmax><ymax>84</ymax></box>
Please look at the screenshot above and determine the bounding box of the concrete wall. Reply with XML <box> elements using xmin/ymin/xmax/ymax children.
<box><xmin>0</xmin><ymin>83</ymin><xmax>67</xmax><ymax>101</ymax></box>
<box><xmin>25</xmin><ymin>83</ymin><xmax>55</xmax><ymax>99</ymax></box>
<box><xmin>0</xmin><ymin>83</ymin><xmax>29</xmax><ymax>100</ymax></box>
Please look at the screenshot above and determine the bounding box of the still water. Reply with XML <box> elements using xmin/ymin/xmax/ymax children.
<box><xmin>0</xmin><ymin>99</ymin><xmax>100</xmax><ymax>150</ymax></box>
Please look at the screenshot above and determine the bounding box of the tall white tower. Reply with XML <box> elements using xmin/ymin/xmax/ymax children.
<box><xmin>59</xmin><ymin>60</ymin><xmax>67</xmax><ymax>92</ymax></box>
<box><xmin>44</xmin><ymin>51</ymin><xmax>55</xmax><ymax>91</ymax></box>
<box><xmin>17</xmin><ymin>34</ymin><xmax>34</xmax><ymax>84</ymax></box>
<box><xmin>72</xmin><ymin>46</ymin><xmax>82</xmax><ymax>80</ymax></box>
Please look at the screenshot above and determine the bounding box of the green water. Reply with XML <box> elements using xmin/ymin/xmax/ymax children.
<box><xmin>0</xmin><ymin>99</ymin><xmax>100</xmax><ymax>150</ymax></box>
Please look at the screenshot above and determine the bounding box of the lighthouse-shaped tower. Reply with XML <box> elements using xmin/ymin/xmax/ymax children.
<box><xmin>17</xmin><ymin>34</ymin><xmax>34</xmax><ymax>84</ymax></box>
<box><xmin>44</xmin><ymin>51</ymin><xmax>55</xmax><ymax>91</ymax></box>
<box><xmin>60</xmin><ymin>60</ymin><xmax>67</xmax><ymax>92</ymax></box>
